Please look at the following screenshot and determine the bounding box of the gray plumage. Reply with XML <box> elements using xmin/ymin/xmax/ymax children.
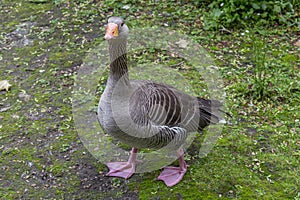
<box><xmin>98</xmin><ymin>17</ymin><xmax>224</xmax><ymax>150</ymax></box>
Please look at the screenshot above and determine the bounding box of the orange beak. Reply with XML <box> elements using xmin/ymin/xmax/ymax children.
<box><xmin>105</xmin><ymin>23</ymin><xmax>119</xmax><ymax>40</ymax></box>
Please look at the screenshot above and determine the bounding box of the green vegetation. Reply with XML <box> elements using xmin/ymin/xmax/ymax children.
<box><xmin>0</xmin><ymin>0</ymin><xmax>299</xmax><ymax>199</ymax></box>
<box><xmin>203</xmin><ymin>0</ymin><xmax>299</xmax><ymax>30</ymax></box>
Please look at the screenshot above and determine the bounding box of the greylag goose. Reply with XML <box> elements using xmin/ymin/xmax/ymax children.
<box><xmin>98</xmin><ymin>16</ymin><xmax>225</xmax><ymax>187</ymax></box>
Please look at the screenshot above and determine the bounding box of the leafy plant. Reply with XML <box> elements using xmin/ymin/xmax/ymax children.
<box><xmin>249</xmin><ymin>38</ymin><xmax>269</xmax><ymax>101</ymax></box>
<box><xmin>245</xmin><ymin>34</ymin><xmax>299</xmax><ymax>102</ymax></box>
<box><xmin>203</xmin><ymin>0</ymin><xmax>299</xmax><ymax>30</ymax></box>
<box><xmin>53</xmin><ymin>0</ymin><xmax>68</xmax><ymax>5</ymax></box>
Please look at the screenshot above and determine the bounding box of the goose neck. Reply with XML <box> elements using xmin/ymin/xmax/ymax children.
<box><xmin>108</xmin><ymin>39</ymin><xmax>129</xmax><ymax>84</ymax></box>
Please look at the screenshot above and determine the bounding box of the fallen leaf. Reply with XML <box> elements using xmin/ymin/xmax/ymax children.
<box><xmin>293</xmin><ymin>38</ymin><xmax>300</xmax><ymax>47</ymax></box>
<box><xmin>0</xmin><ymin>80</ymin><xmax>11</xmax><ymax>91</ymax></box>
<box><xmin>0</xmin><ymin>106</ymin><xmax>11</xmax><ymax>113</ymax></box>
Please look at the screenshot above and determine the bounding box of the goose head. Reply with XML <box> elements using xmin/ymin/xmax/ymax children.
<box><xmin>105</xmin><ymin>16</ymin><xmax>129</xmax><ymax>41</ymax></box>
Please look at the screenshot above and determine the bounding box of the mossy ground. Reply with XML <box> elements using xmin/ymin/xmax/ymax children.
<box><xmin>0</xmin><ymin>0</ymin><xmax>299</xmax><ymax>199</ymax></box>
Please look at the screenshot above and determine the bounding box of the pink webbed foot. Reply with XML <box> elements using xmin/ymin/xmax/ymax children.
<box><xmin>106</xmin><ymin>147</ymin><xmax>139</xmax><ymax>179</ymax></box>
<box><xmin>157</xmin><ymin>149</ymin><xmax>188</xmax><ymax>187</ymax></box>
<box><xmin>106</xmin><ymin>162</ymin><xmax>135</xmax><ymax>179</ymax></box>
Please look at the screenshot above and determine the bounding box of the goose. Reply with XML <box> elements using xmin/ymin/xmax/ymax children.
<box><xmin>97</xmin><ymin>16</ymin><xmax>225</xmax><ymax>187</ymax></box>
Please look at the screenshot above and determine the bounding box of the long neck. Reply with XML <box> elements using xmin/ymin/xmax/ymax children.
<box><xmin>108</xmin><ymin>39</ymin><xmax>129</xmax><ymax>84</ymax></box>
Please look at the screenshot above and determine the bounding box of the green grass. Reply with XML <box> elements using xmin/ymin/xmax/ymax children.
<box><xmin>0</xmin><ymin>0</ymin><xmax>299</xmax><ymax>199</ymax></box>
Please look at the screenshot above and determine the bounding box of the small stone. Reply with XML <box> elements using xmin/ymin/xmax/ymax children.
<box><xmin>122</xmin><ymin>5</ymin><xmax>130</xmax><ymax>10</ymax></box>
<box><xmin>28</xmin><ymin>162</ymin><xmax>33</xmax><ymax>167</ymax></box>
<box><xmin>12</xmin><ymin>114</ymin><xmax>20</xmax><ymax>119</ymax></box>
<box><xmin>83</xmin><ymin>184</ymin><xmax>92</xmax><ymax>189</ymax></box>
<box><xmin>18</xmin><ymin>92</ymin><xmax>31</xmax><ymax>101</ymax></box>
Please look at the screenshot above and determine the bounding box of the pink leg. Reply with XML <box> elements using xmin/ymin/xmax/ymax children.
<box><xmin>157</xmin><ymin>149</ymin><xmax>188</xmax><ymax>187</ymax></box>
<box><xmin>106</xmin><ymin>147</ymin><xmax>138</xmax><ymax>179</ymax></box>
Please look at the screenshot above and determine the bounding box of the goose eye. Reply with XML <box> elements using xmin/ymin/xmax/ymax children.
<box><xmin>121</xmin><ymin>22</ymin><xmax>124</xmax><ymax>27</ymax></box>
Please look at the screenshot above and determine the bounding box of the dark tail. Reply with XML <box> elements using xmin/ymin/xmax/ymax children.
<box><xmin>197</xmin><ymin>97</ymin><xmax>229</xmax><ymax>130</ymax></box>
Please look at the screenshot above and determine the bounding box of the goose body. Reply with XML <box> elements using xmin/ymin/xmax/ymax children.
<box><xmin>99</xmin><ymin>80</ymin><xmax>221</xmax><ymax>148</ymax></box>
<box><xmin>98</xmin><ymin>16</ymin><xmax>224</xmax><ymax>187</ymax></box>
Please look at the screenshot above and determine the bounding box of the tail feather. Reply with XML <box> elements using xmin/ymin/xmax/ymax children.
<box><xmin>197</xmin><ymin>97</ymin><xmax>229</xmax><ymax>129</ymax></box>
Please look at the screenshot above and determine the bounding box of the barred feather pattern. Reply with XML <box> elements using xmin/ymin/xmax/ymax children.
<box><xmin>98</xmin><ymin>22</ymin><xmax>224</xmax><ymax>150</ymax></box>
